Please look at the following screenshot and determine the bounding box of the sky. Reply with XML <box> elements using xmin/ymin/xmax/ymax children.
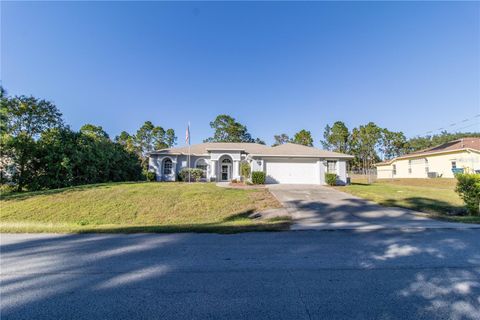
<box><xmin>1</xmin><ymin>1</ymin><xmax>479</xmax><ymax>146</ymax></box>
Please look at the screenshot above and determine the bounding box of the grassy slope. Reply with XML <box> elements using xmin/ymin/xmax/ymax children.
<box><xmin>0</xmin><ymin>182</ymin><xmax>289</xmax><ymax>233</ymax></box>
<box><xmin>340</xmin><ymin>178</ymin><xmax>479</xmax><ymax>223</ymax></box>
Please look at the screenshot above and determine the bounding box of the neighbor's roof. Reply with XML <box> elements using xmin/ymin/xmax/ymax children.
<box><xmin>376</xmin><ymin>137</ymin><xmax>480</xmax><ymax>166</ymax></box>
<box><xmin>150</xmin><ymin>142</ymin><xmax>353</xmax><ymax>158</ymax></box>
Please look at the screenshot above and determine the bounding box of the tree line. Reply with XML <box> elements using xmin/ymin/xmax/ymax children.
<box><xmin>0</xmin><ymin>88</ymin><xmax>176</xmax><ymax>191</ymax></box>
<box><xmin>1</xmin><ymin>89</ymin><xmax>478</xmax><ymax>191</ymax></box>
<box><xmin>205</xmin><ymin>116</ymin><xmax>479</xmax><ymax>172</ymax></box>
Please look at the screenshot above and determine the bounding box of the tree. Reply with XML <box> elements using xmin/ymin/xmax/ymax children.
<box><xmin>254</xmin><ymin>138</ymin><xmax>266</xmax><ymax>145</ymax></box>
<box><xmin>322</xmin><ymin>121</ymin><xmax>349</xmax><ymax>153</ymax></box>
<box><xmin>33</xmin><ymin>126</ymin><xmax>142</xmax><ymax>190</ymax></box>
<box><xmin>204</xmin><ymin>115</ymin><xmax>255</xmax><ymax>143</ymax></box>
<box><xmin>165</xmin><ymin>128</ymin><xmax>177</xmax><ymax>147</ymax></box>
<box><xmin>380</xmin><ymin>129</ymin><xmax>407</xmax><ymax>160</ymax></box>
<box><xmin>349</xmin><ymin>122</ymin><xmax>382</xmax><ymax>172</ymax></box>
<box><xmin>1</xmin><ymin>94</ymin><xmax>63</xmax><ymax>190</ymax></box>
<box><xmin>115</xmin><ymin>131</ymin><xmax>136</xmax><ymax>153</ymax></box>
<box><xmin>406</xmin><ymin>131</ymin><xmax>480</xmax><ymax>152</ymax></box>
<box><xmin>292</xmin><ymin>129</ymin><xmax>313</xmax><ymax>147</ymax></box>
<box><xmin>80</xmin><ymin>124</ymin><xmax>109</xmax><ymax>140</ymax></box>
<box><xmin>272</xmin><ymin>133</ymin><xmax>290</xmax><ymax>146</ymax></box>
<box><xmin>134</xmin><ymin>121</ymin><xmax>176</xmax><ymax>169</ymax></box>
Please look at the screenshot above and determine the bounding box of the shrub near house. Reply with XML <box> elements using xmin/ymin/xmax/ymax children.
<box><xmin>325</xmin><ymin>173</ymin><xmax>338</xmax><ymax>186</ymax></box>
<box><xmin>455</xmin><ymin>173</ymin><xmax>480</xmax><ymax>215</ymax></box>
<box><xmin>252</xmin><ymin>171</ymin><xmax>266</xmax><ymax>184</ymax></box>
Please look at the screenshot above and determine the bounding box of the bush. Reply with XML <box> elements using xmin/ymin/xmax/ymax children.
<box><xmin>455</xmin><ymin>173</ymin><xmax>480</xmax><ymax>215</ymax></box>
<box><xmin>240</xmin><ymin>161</ymin><xmax>251</xmax><ymax>181</ymax></box>
<box><xmin>325</xmin><ymin>173</ymin><xmax>337</xmax><ymax>186</ymax></box>
<box><xmin>179</xmin><ymin>168</ymin><xmax>204</xmax><ymax>182</ymax></box>
<box><xmin>145</xmin><ymin>171</ymin><xmax>156</xmax><ymax>182</ymax></box>
<box><xmin>252</xmin><ymin>171</ymin><xmax>266</xmax><ymax>184</ymax></box>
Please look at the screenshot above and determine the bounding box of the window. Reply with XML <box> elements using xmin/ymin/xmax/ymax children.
<box><xmin>196</xmin><ymin>159</ymin><xmax>208</xmax><ymax>178</ymax></box>
<box><xmin>327</xmin><ymin>161</ymin><xmax>336</xmax><ymax>173</ymax></box>
<box><xmin>451</xmin><ymin>161</ymin><xmax>457</xmax><ymax>169</ymax></box>
<box><xmin>163</xmin><ymin>159</ymin><xmax>173</xmax><ymax>175</ymax></box>
<box><xmin>408</xmin><ymin>160</ymin><xmax>412</xmax><ymax>174</ymax></box>
<box><xmin>392</xmin><ymin>164</ymin><xmax>396</xmax><ymax>175</ymax></box>
<box><xmin>222</xmin><ymin>158</ymin><xmax>232</xmax><ymax>164</ymax></box>
<box><xmin>425</xmin><ymin>158</ymin><xmax>429</xmax><ymax>174</ymax></box>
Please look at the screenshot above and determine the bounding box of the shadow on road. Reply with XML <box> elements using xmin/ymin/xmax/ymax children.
<box><xmin>1</xmin><ymin>229</ymin><xmax>479</xmax><ymax>319</ymax></box>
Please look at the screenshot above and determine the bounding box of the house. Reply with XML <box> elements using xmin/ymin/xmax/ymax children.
<box><xmin>375</xmin><ymin>137</ymin><xmax>480</xmax><ymax>179</ymax></box>
<box><xmin>148</xmin><ymin>142</ymin><xmax>353</xmax><ymax>185</ymax></box>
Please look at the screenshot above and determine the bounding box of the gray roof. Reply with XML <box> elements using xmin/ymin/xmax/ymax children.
<box><xmin>150</xmin><ymin>142</ymin><xmax>353</xmax><ymax>159</ymax></box>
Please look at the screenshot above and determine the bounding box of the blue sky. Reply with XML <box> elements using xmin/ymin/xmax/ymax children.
<box><xmin>2</xmin><ymin>1</ymin><xmax>479</xmax><ymax>146</ymax></box>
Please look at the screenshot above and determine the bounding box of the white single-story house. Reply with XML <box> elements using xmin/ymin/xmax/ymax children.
<box><xmin>148</xmin><ymin>142</ymin><xmax>353</xmax><ymax>185</ymax></box>
<box><xmin>375</xmin><ymin>137</ymin><xmax>480</xmax><ymax>179</ymax></box>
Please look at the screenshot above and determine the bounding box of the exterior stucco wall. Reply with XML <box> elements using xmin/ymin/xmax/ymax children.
<box><xmin>376</xmin><ymin>150</ymin><xmax>480</xmax><ymax>179</ymax></box>
<box><xmin>149</xmin><ymin>152</ymin><xmax>351</xmax><ymax>184</ymax></box>
<box><xmin>149</xmin><ymin>155</ymin><xmax>211</xmax><ymax>181</ymax></box>
<box><xmin>336</xmin><ymin>160</ymin><xmax>347</xmax><ymax>185</ymax></box>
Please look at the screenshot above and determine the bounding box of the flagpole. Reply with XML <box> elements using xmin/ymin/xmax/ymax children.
<box><xmin>187</xmin><ymin>122</ymin><xmax>191</xmax><ymax>183</ymax></box>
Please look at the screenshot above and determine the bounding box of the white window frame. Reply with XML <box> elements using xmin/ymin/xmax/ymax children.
<box><xmin>163</xmin><ymin>158</ymin><xmax>173</xmax><ymax>175</ymax></box>
<box><xmin>195</xmin><ymin>158</ymin><xmax>209</xmax><ymax>178</ymax></box>
<box><xmin>327</xmin><ymin>161</ymin><xmax>337</xmax><ymax>174</ymax></box>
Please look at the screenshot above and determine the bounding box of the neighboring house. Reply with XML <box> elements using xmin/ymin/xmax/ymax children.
<box><xmin>375</xmin><ymin>137</ymin><xmax>480</xmax><ymax>179</ymax></box>
<box><xmin>148</xmin><ymin>142</ymin><xmax>353</xmax><ymax>185</ymax></box>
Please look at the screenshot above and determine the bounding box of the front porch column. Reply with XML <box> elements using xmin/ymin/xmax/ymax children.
<box><xmin>210</xmin><ymin>160</ymin><xmax>217</xmax><ymax>181</ymax></box>
<box><xmin>233</xmin><ymin>160</ymin><xmax>240</xmax><ymax>180</ymax></box>
<box><xmin>172</xmin><ymin>158</ymin><xmax>178</xmax><ymax>181</ymax></box>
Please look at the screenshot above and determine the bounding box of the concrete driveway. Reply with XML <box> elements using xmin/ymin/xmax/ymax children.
<box><xmin>268</xmin><ymin>185</ymin><xmax>479</xmax><ymax>231</ymax></box>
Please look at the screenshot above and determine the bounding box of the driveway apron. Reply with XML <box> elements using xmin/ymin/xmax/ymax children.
<box><xmin>267</xmin><ymin>184</ymin><xmax>479</xmax><ymax>231</ymax></box>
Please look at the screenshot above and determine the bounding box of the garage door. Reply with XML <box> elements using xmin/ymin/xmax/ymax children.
<box><xmin>265</xmin><ymin>159</ymin><xmax>319</xmax><ymax>184</ymax></box>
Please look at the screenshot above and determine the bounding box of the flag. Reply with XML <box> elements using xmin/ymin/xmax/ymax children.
<box><xmin>185</xmin><ymin>123</ymin><xmax>190</xmax><ymax>145</ymax></box>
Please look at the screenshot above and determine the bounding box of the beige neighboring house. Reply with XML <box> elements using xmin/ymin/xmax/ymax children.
<box><xmin>375</xmin><ymin>137</ymin><xmax>480</xmax><ymax>179</ymax></box>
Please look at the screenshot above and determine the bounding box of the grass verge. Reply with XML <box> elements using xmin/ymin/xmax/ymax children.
<box><xmin>0</xmin><ymin>182</ymin><xmax>290</xmax><ymax>233</ymax></box>
<box><xmin>338</xmin><ymin>178</ymin><xmax>479</xmax><ymax>224</ymax></box>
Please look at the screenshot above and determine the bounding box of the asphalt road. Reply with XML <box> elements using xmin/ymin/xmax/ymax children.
<box><xmin>1</xmin><ymin>230</ymin><xmax>479</xmax><ymax>320</ymax></box>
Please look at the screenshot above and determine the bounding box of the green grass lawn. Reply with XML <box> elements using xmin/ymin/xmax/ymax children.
<box><xmin>0</xmin><ymin>182</ymin><xmax>290</xmax><ymax>233</ymax></box>
<box><xmin>339</xmin><ymin>178</ymin><xmax>479</xmax><ymax>224</ymax></box>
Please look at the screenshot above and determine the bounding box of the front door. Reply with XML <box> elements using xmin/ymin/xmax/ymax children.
<box><xmin>221</xmin><ymin>164</ymin><xmax>231</xmax><ymax>181</ymax></box>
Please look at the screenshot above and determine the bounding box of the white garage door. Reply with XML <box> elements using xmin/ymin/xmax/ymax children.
<box><xmin>265</xmin><ymin>159</ymin><xmax>319</xmax><ymax>184</ymax></box>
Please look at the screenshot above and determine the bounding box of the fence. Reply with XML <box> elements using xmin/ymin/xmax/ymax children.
<box><xmin>348</xmin><ymin>169</ymin><xmax>377</xmax><ymax>184</ymax></box>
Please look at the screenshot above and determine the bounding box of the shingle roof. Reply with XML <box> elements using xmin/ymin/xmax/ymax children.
<box><xmin>376</xmin><ymin>137</ymin><xmax>480</xmax><ymax>166</ymax></box>
<box><xmin>150</xmin><ymin>142</ymin><xmax>353</xmax><ymax>158</ymax></box>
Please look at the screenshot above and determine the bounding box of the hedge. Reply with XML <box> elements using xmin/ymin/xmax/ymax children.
<box><xmin>252</xmin><ymin>171</ymin><xmax>266</xmax><ymax>184</ymax></box>
<box><xmin>179</xmin><ymin>168</ymin><xmax>204</xmax><ymax>182</ymax></box>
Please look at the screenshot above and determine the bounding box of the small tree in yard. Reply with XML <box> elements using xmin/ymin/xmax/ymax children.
<box><xmin>455</xmin><ymin>173</ymin><xmax>480</xmax><ymax>215</ymax></box>
<box><xmin>240</xmin><ymin>161</ymin><xmax>251</xmax><ymax>182</ymax></box>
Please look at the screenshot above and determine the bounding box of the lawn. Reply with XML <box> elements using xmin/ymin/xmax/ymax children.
<box><xmin>0</xmin><ymin>182</ymin><xmax>290</xmax><ymax>233</ymax></box>
<box><xmin>339</xmin><ymin>178</ymin><xmax>479</xmax><ymax>223</ymax></box>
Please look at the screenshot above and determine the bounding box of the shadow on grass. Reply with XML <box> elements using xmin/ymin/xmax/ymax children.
<box><xmin>381</xmin><ymin>197</ymin><xmax>465</xmax><ymax>215</ymax></box>
<box><xmin>78</xmin><ymin>222</ymin><xmax>291</xmax><ymax>234</ymax></box>
<box><xmin>1</xmin><ymin>208</ymin><xmax>292</xmax><ymax>234</ymax></box>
